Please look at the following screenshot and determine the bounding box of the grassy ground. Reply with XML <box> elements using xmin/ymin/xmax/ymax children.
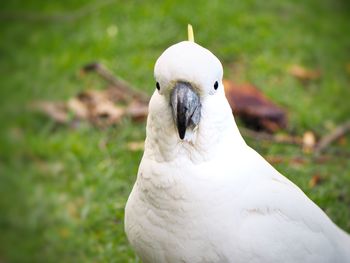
<box><xmin>1</xmin><ymin>0</ymin><xmax>350</xmax><ymax>262</ymax></box>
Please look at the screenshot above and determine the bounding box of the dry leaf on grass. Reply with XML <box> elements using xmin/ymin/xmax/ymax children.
<box><xmin>302</xmin><ymin>131</ymin><xmax>316</xmax><ymax>154</ymax></box>
<box><xmin>288</xmin><ymin>65</ymin><xmax>321</xmax><ymax>81</ymax></box>
<box><xmin>265</xmin><ymin>155</ymin><xmax>284</xmax><ymax>164</ymax></box>
<box><xmin>309</xmin><ymin>174</ymin><xmax>322</xmax><ymax>188</ymax></box>
<box><xmin>127</xmin><ymin>141</ymin><xmax>144</xmax><ymax>151</ymax></box>
<box><xmin>67</xmin><ymin>97</ymin><xmax>89</xmax><ymax>119</ymax></box>
<box><xmin>33</xmin><ymin>91</ymin><xmax>142</xmax><ymax>127</ymax></box>
<box><xmin>223</xmin><ymin>79</ymin><xmax>287</xmax><ymax>133</ymax></box>
<box><xmin>265</xmin><ymin>156</ymin><xmax>307</xmax><ymax>166</ymax></box>
<box><xmin>126</xmin><ymin>100</ymin><xmax>148</xmax><ymax>121</ymax></box>
<box><xmin>33</xmin><ymin>64</ymin><xmax>149</xmax><ymax>127</ymax></box>
<box><xmin>92</xmin><ymin>101</ymin><xmax>125</xmax><ymax>126</ymax></box>
<box><xmin>31</xmin><ymin>101</ymin><xmax>69</xmax><ymax>123</ymax></box>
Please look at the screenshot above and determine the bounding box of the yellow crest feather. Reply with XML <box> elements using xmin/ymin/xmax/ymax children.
<box><xmin>188</xmin><ymin>24</ymin><xmax>195</xmax><ymax>42</ymax></box>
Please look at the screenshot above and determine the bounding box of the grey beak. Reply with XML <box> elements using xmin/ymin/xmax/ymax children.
<box><xmin>170</xmin><ymin>82</ymin><xmax>201</xmax><ymax>140</ymax></box>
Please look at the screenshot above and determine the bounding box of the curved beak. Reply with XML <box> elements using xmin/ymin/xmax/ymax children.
<box><xmin>170</xmin><ymin>82</ymin><xmax>201</xmax><ymax>140</ymax></box>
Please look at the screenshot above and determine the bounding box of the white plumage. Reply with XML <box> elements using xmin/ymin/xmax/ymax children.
<box><xmin>125</xmin><ymin>41</ymin><xmax>350</xmax><ymax>263</ymax></box>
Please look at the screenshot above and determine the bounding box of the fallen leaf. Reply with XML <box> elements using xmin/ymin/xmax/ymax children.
<box><xmin>265</xmin><ymin>156</ymin><xmax>307</xmax><ymax>166</ymax></box>
<box><xmin>92</xmin><ymin>101</ymin><xmax>125</xmax><ymax>126</ymax></box>
<box><xmin>265</xmin><ymin>155</ymin><xmax>284</xmax><ymax>164</ymax></box>
<box><xmin>127</xmin><ymin>141</ymin><xmax>144</xmax><ymax>151</ymax></box>
<box><xmin>309</xmin><ymin>174</ymin><xmax>322</xmax><ymax>188</ymax></box>
<box><xmin>126</xmin><ymin>100</ymin><xmax>148</xmax><ymax>121</ymax></box>
<box><xmin>302</xmin><ymin>131</ymin><xmax>316</xmax><ymax>153</ymax></box>
<box><xmin>67</xmin><ymin>97</ymin><xmax>89</xmax><ymax>119</ymax></box>
<box><xmin>31</xmin><ymin>101</ymin><xmax>69</xmax><ymax>123</ymax></box>
<box><xmin>105</xmin><ymin>86</ymin><xmax>128</xmax><ymax>102</ymax></box>
<box><xmin>223</xmin><ymin>79</ymin><xmax>287</xmax><ymax>133</ymax></box>
<box><xmin>33</xmin><ymin>63</ymin><xmax>151</xmax><ymax>127</ymax></box>
<box><xmin>76</xmin><ymin>89</ymin><xmax>107</xmax><ymax>106</ymax></box>
<box><xmin>288</xmin><ymin>65</ymin><xmax>321</xmax><ymax>81</ymax></box>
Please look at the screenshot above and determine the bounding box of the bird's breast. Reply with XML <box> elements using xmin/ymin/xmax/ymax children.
<box><xmin>125</xmin><ymin>157</ymin><xmax>246</xmax><ymax>262</ymax></box>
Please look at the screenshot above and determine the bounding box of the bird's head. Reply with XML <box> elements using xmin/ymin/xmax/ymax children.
<box><xmin>146</xmin><ymin>40</ymin><xmax>244</xmax><ymax>162</ymax></box>
<box><xmin>154</xmin><ymin>41</ymin><xmax>224</xmax><ymax>139</ymax></box>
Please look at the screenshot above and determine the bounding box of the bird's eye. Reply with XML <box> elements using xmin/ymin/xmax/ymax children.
<box><xmin>214</xmin><ymin>81</ymin><xmax>219</xmax><ymax>90</ymax></box>
<box><xmin>156</xmin><ymin>82</ymin><xmax>160</xmax><ymax>90</ymax></box>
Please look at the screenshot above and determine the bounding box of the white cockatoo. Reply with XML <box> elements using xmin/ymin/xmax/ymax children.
<box><xmin>125</xmin><ymin>28</ymin><xmax>350</xmax><ymax>263</ymax></box>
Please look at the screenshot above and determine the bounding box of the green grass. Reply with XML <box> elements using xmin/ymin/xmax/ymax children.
<box><xmin>1</xmin><ymin>0</ymin><xmax>350</xmax><ymax>262</ymax></box>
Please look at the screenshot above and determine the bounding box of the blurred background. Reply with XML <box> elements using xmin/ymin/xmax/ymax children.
<box><xmin>1</xmin><ymin>0</ymin><xmax>350</xmax><ymax>262</ymax></box>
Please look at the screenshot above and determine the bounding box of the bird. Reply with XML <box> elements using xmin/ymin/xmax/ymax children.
<box><xmin>124</xmin><ymin>26</ymin><xmax>350</xmax><ymax>263</ymax></box>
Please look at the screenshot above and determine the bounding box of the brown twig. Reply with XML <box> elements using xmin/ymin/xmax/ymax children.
<box><xmin>314</xmin><ymin>120</ymin><xmax>350</xmax><ymax>155</ymax></box>
<box><xmin>81</xmin><ymin>62</ymin><xmax>149</xmax><ymax>103</ymax></box>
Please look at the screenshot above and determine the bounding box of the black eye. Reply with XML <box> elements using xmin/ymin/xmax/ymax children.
<box><xmin>156</xmin><ymin>82</ymin><xmax>160</xmax><ymax>90</ymax></box>
<box><xmin>214</xmin><ymin>81</ymin><xmax>219</xmax><ymax>90</ymax></box>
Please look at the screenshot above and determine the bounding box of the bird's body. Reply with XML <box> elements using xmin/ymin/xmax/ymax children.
<box><xmin>125</xmin><ymin>41</ymin><xmax>350</xmax><ymax>262</ymax></box>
